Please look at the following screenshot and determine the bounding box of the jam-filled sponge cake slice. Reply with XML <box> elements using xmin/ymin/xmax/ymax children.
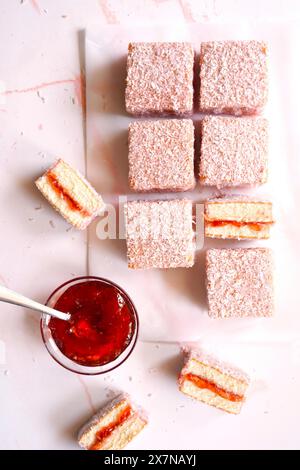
<box><xmin>179</xmin><ymin>349</ymin><xmax>250</xmax><ymax>414</ymax></box>
<box><xmin>78</xmin><ymin>394</ymin><xmax>148</xmax><ymax>450</ymax></box>
<box><xmin>205</xmin><ymin>196</ymin><xmax>274</xmax><ymax>239</ymax></box>
<box><xmin>35</xmin><ymin>159</ymin><xmax>105</xmax><ymax>230</ymax></box>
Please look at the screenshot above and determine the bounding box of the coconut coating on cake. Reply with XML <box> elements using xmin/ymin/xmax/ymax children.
<box><xmin>128</xmin><ymin>119</ymin><xmax>195</xmax><ymax>192</ymax></box>
<box><xmin>199</xmin><ymin>40</ymin><xmax>268</xmax><ymax>115</ymax></box>
<box><xmin>126</xmin><ymin>42</ymin><xmax>194</xmax><ymax>115</ymax></box>
<box><xmin>206</xmin><ymin>248</ymin><xmax>274</xmax><ymax>318</ymax></box>
<box><xmin>200</xmin><ymin>116</ymin><xmax>268</xmax><ymax>187</ymax></box>
<box><xmin>125</xmin><ymin>199</ymin><xmax>195</xmax><ymax>269</ymax></box>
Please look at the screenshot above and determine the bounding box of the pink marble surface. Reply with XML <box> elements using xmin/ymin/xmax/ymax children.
<box><xmin>0</xmin><ymin>0</ymin><xmax>300</xmax><ymax>450</ymax></box>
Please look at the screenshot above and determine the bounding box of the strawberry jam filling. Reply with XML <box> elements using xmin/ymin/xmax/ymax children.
<box><xmin>207</xmin><ymin>220</ymin><xmax>271</xmax><ymax>232</ymax></box>
<box><xmin>48</xmin><ymin>281</ymin><xmax>136</xmax><ymax>367</ymax></box>
<box><xmin>89</xmin><ymin>405</ymin><xmax>132</xmax><ymax>450</ymax></box>
<box><xmin>184</xmin><ymin>373</ymin><xmax>243</xmax><ymax>402</ymax></box>
<box><xmin>47</xmin><ymin>171</ymin><xmax>91</xmax><ymax>217</ymax></box>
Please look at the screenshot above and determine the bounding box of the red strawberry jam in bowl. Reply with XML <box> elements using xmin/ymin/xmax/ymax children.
<box><xmin>41</xmin><ymin>277</ymin><xmax>138</xmax><ymax>375</ymax></box>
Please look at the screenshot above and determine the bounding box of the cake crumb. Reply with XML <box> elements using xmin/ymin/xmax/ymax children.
<box><xmin>37</xmin><ymin>90</ymin><xmax>46</xmax><ymax>103</ymax></box>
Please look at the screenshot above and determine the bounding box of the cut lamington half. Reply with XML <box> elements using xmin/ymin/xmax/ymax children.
<box><xmin>78</xmin><ymin>394</ymin><xmax>148</xmax><ymax>450</ymax></box>
<box><xmin>35</xmin><ymin>159</ymin><xmax>105</xmax><ymax>229</ymax></box>
<box><xmin>205</xmin><ymin>196</ymin><xmax>274</xmax><ymax>239</ymax></box>
<box><xmin>178</xmin><ymin>348</ymin><xmax>250</xmax><ymax>414</ymax></box>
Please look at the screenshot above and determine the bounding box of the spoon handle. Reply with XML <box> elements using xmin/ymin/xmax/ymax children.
<box><xmin>0</xmin><ymin>285</ymin><xmax>70</xmax><ymax>321</ymax></box>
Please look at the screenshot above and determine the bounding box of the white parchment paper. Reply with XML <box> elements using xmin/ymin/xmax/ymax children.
<box><xmin>85</xmin><ymin>23</ymin><xmax>300</xmax><ymax>352</ymax></box>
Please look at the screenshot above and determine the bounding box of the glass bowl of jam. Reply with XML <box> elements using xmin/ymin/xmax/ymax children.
<box><xmin>41</xmin><ymin>276</ymin><xmax>138</xmax><ymax>375</ymax></box>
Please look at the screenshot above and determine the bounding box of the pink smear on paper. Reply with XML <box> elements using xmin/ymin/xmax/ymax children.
<box><xmin>178</xmin><ymin>0</ymin><xmax>196</xmax><ymax>23</ymax></box>
<box><xmin>98</xmin><ymin>0</ymin><xmax>119</xmax><ymax>24</ymax></box>
<box><xmin>77</xmin><ymin>376</ymin><xmax>96</xmax><ymax>414</ymax></box>
<box><xmin>38</xmin><ymin>123</ymin><xmax>43</xmax><ymax>130</ymax></box>
<box><xmin>2</xmin><ymin>79</ymin><xmax>76</xmax><ymax>95</ymax></box>
<box><xmin>30</xmin><ymin>0</ymin><xmax>41</xmax><ymax>15</ymax></box>
<box><xmin>74</xmin><ymin>74</ymin><xmax>86</xmax><ymax>116</ymax></box>
<box><xmin>2</xmin><ymin>76</ymin><xmax>86</xmax><ymax>113</ymax></box>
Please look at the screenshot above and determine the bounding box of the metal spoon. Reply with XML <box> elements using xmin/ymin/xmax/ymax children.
<box><xmin>0</xmin><ymin>284</ymin><xmax>70</xmax><ymax>321</ymax></box>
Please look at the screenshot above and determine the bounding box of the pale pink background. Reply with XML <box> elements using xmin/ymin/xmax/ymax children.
<box><xmin>0</xmin><ymin>0</ymin><xmax>300</xmax><ymax>450</ymax></box>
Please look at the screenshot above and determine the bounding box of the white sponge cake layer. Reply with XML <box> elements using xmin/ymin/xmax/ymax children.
<box><xmin>97</xmin><ymin>414</ymin><xmax>147</xmax><ymax>450</ymax></box>
<box><xmin>35</xmin><ymin>159</ymin><xmax>104</xmax><ymax>229</ymax></box>
<box><xmin>205</xmin><ymin>199</ymin><xmax>273</xmax><ymax>223</ymax></box>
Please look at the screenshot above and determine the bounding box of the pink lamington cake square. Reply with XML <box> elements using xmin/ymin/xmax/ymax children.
<box><xmin>200</xmin><ymin>41</ymin><xmax>268</xmax><ymax>115</ymax></box>
<box><xmin>125</xmin><ymin>42</ymin><xmax>194</xmax><ymax>116</ymax></box>
<box><xmin>200</xmin><ymin>116</ymin><xmax>268</xmax><ymax>187</ymax></box>
<box><xmin>206</xmin><ymin>248</ymin><xmax>274</xmax><ymax>318</ymax></box>
<box><xmin>125</xmin><ymin>199</ymin><xmax>194</xmax><ymax>269</ymax></box>
<box><xmin>128</xmin><ymin>119</ymin><xmax>195</xmax><ymax>192</ymax></box>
